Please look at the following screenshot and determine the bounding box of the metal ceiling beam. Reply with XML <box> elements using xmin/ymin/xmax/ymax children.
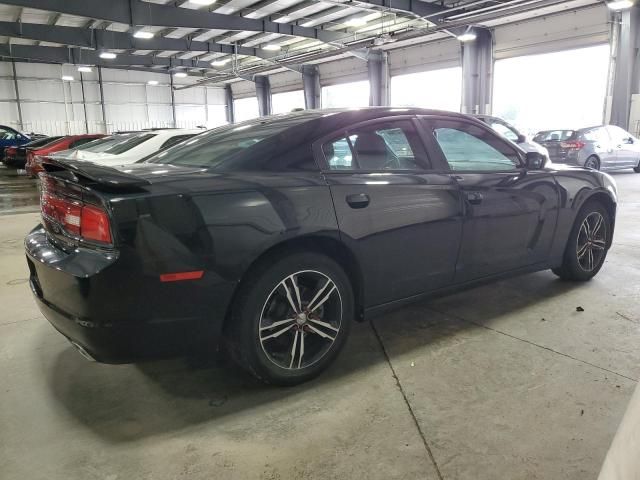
<box><xmin>1</xmin><ymin>0</ymin><xmax>346</xmax><ymax>43</ymax></box>
<box><xmin>351</xmin><ymin>0</ymin><xmax>447</xmax><ymax>19</ymax></box>
<box><xmin>0</xmin><ymin>21</ymin><xmax>279</xmax><ymax>61</ymax></box>
<box><xmin>0</xmin><ymin>44</ymin><xmax>215</xmax><ymax>69</ymax></box>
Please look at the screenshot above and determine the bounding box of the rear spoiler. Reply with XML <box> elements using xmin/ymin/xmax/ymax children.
<box><xmin>42</xmin><ymin>157</ymin><xmax>151</xmax><ymax>188</ymax></box>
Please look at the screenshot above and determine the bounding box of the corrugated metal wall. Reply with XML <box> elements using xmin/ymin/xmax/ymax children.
<box><xmin>0</xmin><ymin>62</ymin><xmax>228</xmax><ymax>136</ymax></box>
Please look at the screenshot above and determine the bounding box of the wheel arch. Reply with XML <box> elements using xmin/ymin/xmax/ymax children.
<box><xmin>222</xmin><ymin>235</ymin><xmax>365</xmax><ymax>334</ymax></box>
<box><xmin>576</xmin><ymin>190</ymin><xmax>616</xmax><ymax>247</ymax></box>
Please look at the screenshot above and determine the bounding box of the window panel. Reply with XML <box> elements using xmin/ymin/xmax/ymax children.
<box><xmin>493</xmin><ymin>45</ymin><xmax>609</xmax><ymax>137</ymax></box>
<box><xmin>272</xmin><ymin>90</ymin><xmax>305</xmax><ymax>114</ymax></box>
<box><xmin>390</xmin><ymin>68</ymin><xmax>462</xmax><ymax>112</ymax></box>
<box><xmin>321</xmin><ymin>81</ymin><xmax>370</xmax><ymax>109</ymax></box>
<box><xmin>234</xmin><ymin>97</ymin><xmax>260</xmax><ymax>122</ymax></box>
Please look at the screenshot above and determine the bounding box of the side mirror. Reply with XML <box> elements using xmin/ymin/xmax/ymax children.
<box><xmin>516</xmin><ymin>134</ymin><xmax>526</xmax><ymax>144</ymax></box>
<box><xmin>625</xmin><ymin>137</ymin><xmax>634</xmax><ymax>145</ymax></box>
<box><xmin>525</xmin><ymin>151</ymin><xmax>546</xmax><ymax>170</ymax></box>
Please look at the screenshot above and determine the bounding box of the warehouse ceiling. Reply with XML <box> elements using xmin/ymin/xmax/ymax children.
<box><xmin>0</xmin><ymin>0</ymin><xmax>605</xmax><ymax>86</ymax></box>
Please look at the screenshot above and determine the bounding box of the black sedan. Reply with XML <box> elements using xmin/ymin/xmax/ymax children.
<box><xmin>25</xmin><ymin>108</ymin><xmax>617</xmax><ymax>385</ymax></box>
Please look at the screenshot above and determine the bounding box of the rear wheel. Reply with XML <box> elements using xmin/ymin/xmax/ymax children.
<box><xmin>226</xmin><ymin>251</ymin><xmax>353</xmax><ymax>386</ymax></box>
<box><xmin>552</xmin><ymin>201</ymin><xmax>610</xmax><ymax>281</ymax></box>
<box><xmin>584</xmin><ymin>156</ymin><xmax>600</xmax><ymax>170</ymax></box>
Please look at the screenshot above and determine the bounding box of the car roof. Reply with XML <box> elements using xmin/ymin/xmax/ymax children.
<box><xmin>225</xmin><ymin>107</ymin><xmax>475</xmax><ymax>137</ymax></box>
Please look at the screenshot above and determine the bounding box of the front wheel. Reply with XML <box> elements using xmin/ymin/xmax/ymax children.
<box><xmin>226</xmin><ymin>252</ymin><xmax>353</xmax><ymax>386</ymax></box>
<box><xmin>552</xmin><ymin>201</ymin><xmax>611</xmax><ymax>281</ymax></box>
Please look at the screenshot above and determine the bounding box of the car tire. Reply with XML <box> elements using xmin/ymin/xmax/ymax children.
<box><xmin>225</xmin><ymin>251</ymin><xmax>353</xmax><ymax>386</ymax></box>
<box><xmin>584</xmin><ymin>156</ymin><xmax>600</xmax><ymax>170</ymax></box>
<box><xmin>552</xmin><ymin>200</ymin><xmax>611</xmax><ymax>281</ymax></box>
<box><xmin>633</xmin><ymin>164</ymin><xmax>640</xmax><ymax>173</ymax></box>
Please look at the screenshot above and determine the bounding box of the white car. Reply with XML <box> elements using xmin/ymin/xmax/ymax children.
<box><xmin>51</xmin><ymin>129</ymin><xmax>204</xmax><ymax>166</ymax></box>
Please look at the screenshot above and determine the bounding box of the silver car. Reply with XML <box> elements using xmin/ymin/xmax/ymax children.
<box><xmin>474</xmin><ymin>115</ymin><xmax>549</xmax><ymax>159</ymax></box>
<box><xmin>534</xmin><ymin>125</ymin><xmax>640</xmax><ymax>172</ymax></box>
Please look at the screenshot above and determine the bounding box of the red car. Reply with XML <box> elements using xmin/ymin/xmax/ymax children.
<box><xmin>25</xmin><ymin>134</ymin><xmax>105</xmax><ymax>177</ymax></box>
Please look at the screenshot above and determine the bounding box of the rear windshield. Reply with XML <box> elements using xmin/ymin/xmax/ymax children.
<box><xmin>533</xmin><ymin>130</ymin><xmax>575</xmax><ymax>142</ymax></box>
<box><xmin>25</xmin><ymin>136</ymin><xmax>62</xmax><ymax>148</ymax></box>
<box><xmin>145</xmin><ymin>116</ymin><xmax>316</xmax><ymax>168</ymax></box>
<box><xmin>78</xmin><ymin>133</ymin><xmax>155</xmax><ymax>154</ymax></box>
<box><xmin>101</xmin><ymin>133</ymin><xmax>155</xmax><ymax>155</ymax></box>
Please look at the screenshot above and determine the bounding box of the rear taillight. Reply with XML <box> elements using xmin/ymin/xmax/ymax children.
<box><xmin>6</xmin><ymin>147</ymin><xmax>16</xmax><ymax>156</ymax></box>
<box><xmin>40</xmin><ymin>177</ymin><xmax>112</xmax><ymax>244</ymax></box>
<box><xmin>80</xmin><ymin>204</ymin><xmax>112</xmax><ymax>243</ymax></box>
<box><xmin>560</xmin><ymin>141</ymin><xmax>585</xmax><ymax>150</ymax></box>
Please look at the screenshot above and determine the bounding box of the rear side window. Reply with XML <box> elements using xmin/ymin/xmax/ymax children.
<box><xmin>322</xmin><ymin>120</ymin><xmax>429</xmax><ymax>171</ymax></box>
<box><xmin>102</xmin><ymin>133</ymin><xmax>155</xmax><ymax>155</ymax></box>
<box><xmin>581</xmin><ymin>128</ymin><xmax>609</xmax><ymax>143</ymax></box>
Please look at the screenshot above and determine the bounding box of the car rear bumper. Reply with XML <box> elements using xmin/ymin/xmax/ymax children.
<box><xmin>29</xmin><ymin>287</ymin><xmax>205</xmax><ymax>362</ymax></box>
<box><xmin>25</xmin><ymin>225</ymin><xmax>235</xmax><ymax>363</ymax></box>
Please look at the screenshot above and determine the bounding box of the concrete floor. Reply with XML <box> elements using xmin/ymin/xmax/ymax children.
<box><xmin>1</xmin><ymin>166</ymin><xmax>639</xmax><ymax>480</ymax></box>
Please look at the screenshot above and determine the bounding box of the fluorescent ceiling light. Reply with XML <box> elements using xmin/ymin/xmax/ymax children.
<box><xmin>262</xmin><ymin>44</ymin><xmax>281</xmax><ymax>51</ymax></box>
<box><xmin>173</xmin><ymin>72</ymin><xmax>188</xmax><ymax>78</ymax></box>
<box><xmin>607</xmin><ymin>0</ymin><xmax>633</xmax><ymax>8</ymax></box>
<box><xmin>61</xmin><ymin>75</ymin><xmax>74</xmax><ymax>81</ymax></box>
<box><xmin>345</xmin><ymin>17</ymin><xmax>367</xmax><ymax>27</ymax></box>
<box><xmin>77</xmin><ymin>66</ymin><xmax>92</xmax><ymax>73</ymax></box>
<box><xmin>147</xmin><ymin>80</ymin><xmax>159</xmax><ymax>85</ymax></box>
<box><xmin>189</xmin><ymin>0</ymin><xmax>217</xmax><ymax>5</ymax></box>
<box><xmin>99</xmin><ymin>52</ymin><xmax>117</xmax><ymax>59</ymax></box>
<box><xmin>211</xmin><ymin>59</ymin><xmax>229</xmax><ymax>67</ymax></box>
<box><xmin>133</xmin><ymin>30</ymin><xmax>154</xmax><ymax>39</ymax></box>
<box><xmin>457</xmin><ymin>32</ymin><xmax>477</xmax><ymax>42</ymax></box>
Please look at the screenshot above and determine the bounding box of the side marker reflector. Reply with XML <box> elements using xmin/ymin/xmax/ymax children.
<box><xmin>160</xmin><ymin>271</ymin><xmax>204</xmax><ymax>282</ymax></box>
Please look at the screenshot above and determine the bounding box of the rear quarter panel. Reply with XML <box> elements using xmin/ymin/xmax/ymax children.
<box><xmin>106</xmin><ymin>170</ymin><xmax>338</xmax><ymax>327</ymax></box>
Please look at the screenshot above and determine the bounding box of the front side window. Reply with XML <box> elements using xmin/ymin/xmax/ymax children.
<box><xmin>607</xmin><ymin>126</ymin><xmax>634</xmax><ymax>143</ymax></box>
<box><xmin>431</xmin><ymin>121</ymin><xmax>521</xmax><ymax>171</ymax></box>
<box><xmin>322</xmin><ymin>120</ymin><xmax>428</xmax><ymax>171</ymax></box>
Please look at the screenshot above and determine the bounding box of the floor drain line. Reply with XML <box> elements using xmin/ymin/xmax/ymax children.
<box><xmin>370</xmin><ymin>320</ymin><xmax>444</xmax><ymax>480</ymax></box>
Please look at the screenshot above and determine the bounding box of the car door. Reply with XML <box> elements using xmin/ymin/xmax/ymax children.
<box><xmin>315</xmin><ymin>116</ymin><xmax>464</xmax><ymax>307</ymax></box>
<box><xmin>421</xmin><ymin>116</ymin><xmax>560</xmax><ymax>283</ymax></box>
<box><xmin>607</xmin><ymin>126</ymin><xmax>640</xmax><ymax>167</ymax></box>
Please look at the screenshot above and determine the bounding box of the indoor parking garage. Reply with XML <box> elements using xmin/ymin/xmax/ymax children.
<box><xmin>1</xmin><ymin>0</ymin><xmax>639</xmax><ymax>479</ymax></box>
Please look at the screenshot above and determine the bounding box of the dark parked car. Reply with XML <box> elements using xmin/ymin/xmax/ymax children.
<box><xmin>2</xmin><ymin>136</ymin><xmax>63</xmax><ymax>168</ymax></box>
<box><xmin>25</xmin><ymin>108</ymin><xmax>617</xmax><ymax>385</ymax></box>
<box><xmin>534</xmin><ymin>126</ymin><xmax>640</xmax><ymax>171</ymax></box>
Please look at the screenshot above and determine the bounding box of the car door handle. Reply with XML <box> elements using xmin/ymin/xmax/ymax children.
<box><xmin>346</xmin><ymin>193</ymin><xmax>370</xmax><ymax>209</ymax></box>
<box><xmin>466</xmin><ymin>191</ymin><xmax>483</xmax><ymax>205</ymax></box>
